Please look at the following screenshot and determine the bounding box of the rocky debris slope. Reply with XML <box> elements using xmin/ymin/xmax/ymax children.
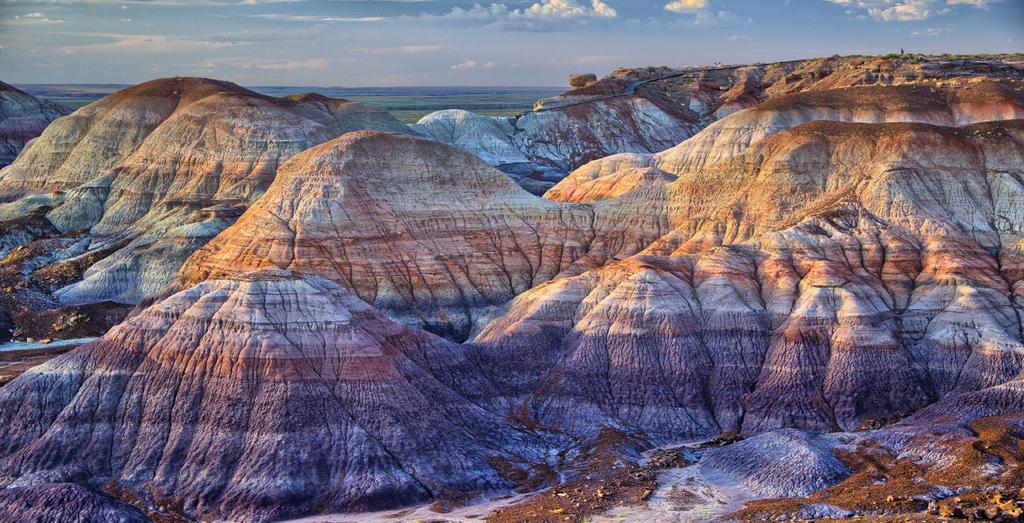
<box><xmin>0</xmin><ymin>270</ymin><xmax>538</xmax><ymax>522</ymax></box>
<box><xmin>0</xmin><ymin>78</ymin><xmax>407</xmax><ymax>329</ymax></box>
<box><xmin>696</xmin><ymin>430</ymin><xmax>849</xmax><ymax>498</ymax></box>
<box><xmin>0</xmin><ymin>81</ymin><xmax>69</xmax><ymax>168</ymax></box>
<box><xmin>180</xmin><ymin>131</ymin><xmax>617</xmax><ymax>340</ymax></box>
<box><xmin>474</xmin><ymin>118</ymin><xmax>1024</xmax><ymax>442</ymax></box>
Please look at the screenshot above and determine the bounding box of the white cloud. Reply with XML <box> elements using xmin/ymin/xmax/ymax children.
<box><xmin>662</xmin><ymin>0</ymin><xmax>741</xmax><ymax>27</ymax></box>
<box><xmin>428</xmin><ymin>0</ymin><xmax>616</xmax><ymax>31</ymax></box>
<box><xmin>450</xmin><ymin>59</ymin><xmax>497</xmax><ymax>70</ymax></box>
<box><xmin>253</xmin><ymin>58</ymin><xmax>328</xmax><ymax>70</ymax></box>
<box><xmin>522</xmin><ymin>0</ymin><xmax>617</xmax><ymax>18</ymax></box>
<box><xmin>362</xmin><ymin>44</ymin><xmax>452</xmax><ymax>54</ymax></box>
<box><xmin>826</xmin><ymin>0</ymin><xmax>1002</xmax><ymax>21</ymax></box>
<box><xmin>664</xmin><ymin>0</ymin><xmax>707</xmax><ymax>12</ymax></box>
<box><xmin>248</xmin><ymin>14</ymin><xmax>388</xmax><ymax>22</ymax></box>
<box><xmin>910</xmin><ymin>26</ymin><xmax>949</xmax><ymax>36</ymax></box>
<box><xmin>659</xmin><ymin>1</ymin><xmax>738</xmax><ymax>27</ymax></box>
<box><xmin>946</xmin><ymin>0</ymin><xmax>1002</xmax><ymax>5</ymax></box>
<box><xmin>195</xmin><ymin>57</ymin><xmax>329</xmax><ymax>72</ymax></box>
<box><xmin>58</xmin><ymin>34</ymin><xmax>235</xmax><ymax>55</ymax></box>
<box><xmin>826</xmin><ymin>0</ymin><xmax>932</xmax><ymax>21</ymax></box>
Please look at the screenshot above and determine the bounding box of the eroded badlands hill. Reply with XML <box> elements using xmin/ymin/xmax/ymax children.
<box><xmin>476</xmin><ymin>117</ymin><xmax>1024</xmax><ymax>442</ymax></box>
<box><xmin>0</xmin><ymin>82</ymin><xmax>68</xmax><ymax>168</ymax></box>
<box><xmin>1</xmin><ymin>58</ymin><xmax>1024</xmax><ymax>522</ymax></box>
<box><xmin>0</xmin><ymin>270</ymin><xmax>537</xmax><ymax>522</ymax></box>
<box><xmin>180</xmin><ymin>131</ymin><xmax>610</xmax><ymax>340</ymax></box>
<box><xmin>0</xmin><ymin>77</ymin><xmax>406</xmax><ymax>339</ymax></box>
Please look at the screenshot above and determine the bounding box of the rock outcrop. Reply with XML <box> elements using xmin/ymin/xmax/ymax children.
<box><xmin>181</xmin><ymin>131</ymin><xmax>603</xmax><ymax>340</ymax></box>
<box><xmin>0</xmin><ymin>81</ymin><xmax>69</xmax><ymax>168</ymax></box>
<box><xmin>513</xmin><ymin>96</ymin><xmax>697</xmax><ymax>173</ymax></box>
<box><xmin>0</xmin><ymin>270</ymin><xmax>534</xmax><ymax>521</ymax></box>
<box><xmin>568</xmin><ymin>73</ymin><xmax>598</xmax><ymax>89</ymax></box>
<box><xmin>575</xmin><ymin>54</ymin><xmax>1024</xmax><ymax>125</ymax></box>
<box><xmin>0</xmin><ymin>78</ymin><xmax>407</xmax><ymax>317</ymax></box>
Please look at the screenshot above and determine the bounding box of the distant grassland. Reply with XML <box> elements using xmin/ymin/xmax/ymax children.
<box><xmin>18</xmin><ymin>84</ymin><xmax>562</xmax><ymax>124</ymax></box>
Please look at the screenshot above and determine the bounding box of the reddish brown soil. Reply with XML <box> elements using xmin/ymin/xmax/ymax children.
<box><xmin>486</xmin><ymin>429</ymin><xmax>687</xmax><ymax>523</ymax></box>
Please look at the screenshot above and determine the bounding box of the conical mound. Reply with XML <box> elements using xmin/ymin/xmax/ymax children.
<box><xmin>0</xmin><ymin>269</ymin><xmax>530</xmax><ymax>521</ymax></box>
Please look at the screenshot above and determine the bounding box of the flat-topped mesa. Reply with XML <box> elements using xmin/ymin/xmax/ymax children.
<box><xmin>0</xmin><ymin>270</ymin><xmax>531</xmax><ymax>521</ymax></box>
<box><xmin>0</xmin><ymin>81</ymin><xmax>69</xmax><ymax>168</ymax></box>
<box><xmin>0</xmin><ymin>77</ymin><xmax>409</xmax><ymax>312</ymax></box>
<box><xmin>180</xmin><ymin>131</ymin><xmax>605</xmax><ymax>340</ymax></box>
<box><xmin>593</xmin><ymin>54</ymin><xmax>1024</xmax><ymax>121</ymax></box>
<box><xmin>473</xmin><ymin>118</ymin><xmax>1024</xmax><ymax>442</ymax></box>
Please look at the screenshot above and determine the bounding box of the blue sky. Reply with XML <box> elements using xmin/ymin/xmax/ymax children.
<box><xmin>1</xmin><ymin>0</ymin><xmax>1021</xmax><ymax>86</ymax></box>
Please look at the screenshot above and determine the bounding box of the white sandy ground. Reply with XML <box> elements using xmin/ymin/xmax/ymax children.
<box><xmin>281</xmin><ymin>490</ymin><xmax>532</xmax><ymax>523</ymax></box>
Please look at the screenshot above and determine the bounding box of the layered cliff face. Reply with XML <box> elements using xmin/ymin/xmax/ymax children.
<box><xmin>475</xmin><ymin>118</ymin><xmax>1024</xmax><ymax>442</ymax></box>
<box><xmin>181</xmin><ymin>131</ymin><xmax>607</xmax><ymax>340</ymax></box>
<box><xmin>0</xmin><ymin>82</ymin><xmax>69</xmax><ymax>168</ymax></box>
<box><xmin>0</xmin><ymin>270</ymin><xmax>533</xmax><ymax>521</ymax></box>
<box><xmin>0</xmin><ymin>78</ymin><xmax>407</xmax><ymax>315</ymax></box>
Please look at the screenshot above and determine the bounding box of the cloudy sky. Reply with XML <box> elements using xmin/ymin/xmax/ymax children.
<box><xmin>1</xmin><ymin>0</ymin><xmax>1021</xmax><ymax>86</ymax></box>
